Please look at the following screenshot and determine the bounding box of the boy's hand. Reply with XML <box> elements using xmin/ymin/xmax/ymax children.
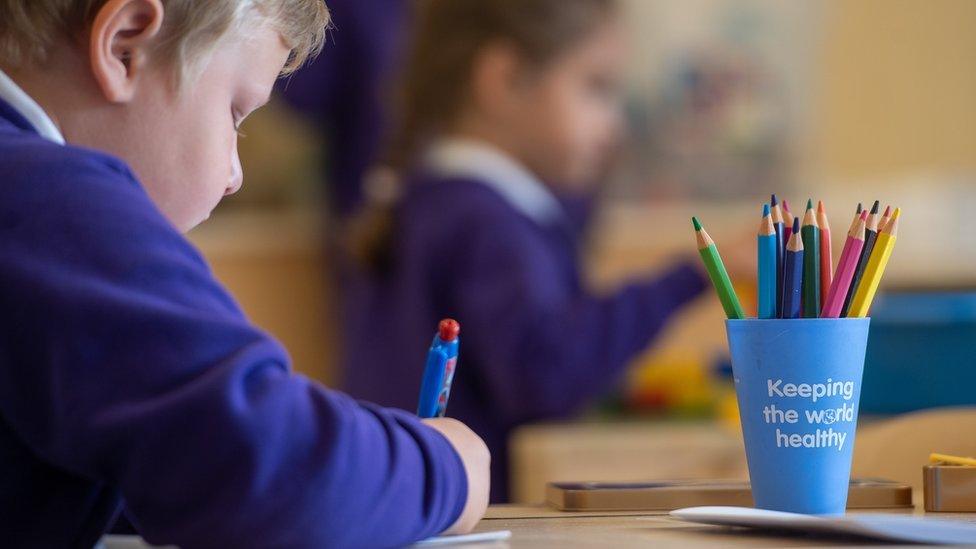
<box><xmin>423</xmin><ymin>418</ymin><xmax>491</xmax><ymax>535</ymax></box>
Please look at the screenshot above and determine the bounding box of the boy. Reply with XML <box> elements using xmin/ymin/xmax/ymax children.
<box><xmin>0</xmin><ymin>1</ymin><xmax>488</xmax><ymax>547</ymax></box>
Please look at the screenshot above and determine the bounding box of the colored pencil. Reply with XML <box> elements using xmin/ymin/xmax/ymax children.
<box><xmin>821</xmin><ymin>210</ymin><xmax>867</xmax><ymax>318</ymax></box>
<box><xmin>757</xmin><ymin>204</ymin><xmax>777</xmax><ymax>319</ymax></box>
<box><xmin>770</xmin><ymin>194</ymin><xmax>785</xmax><ymax>317</ymax></box>
<box><xmin>801</xmin><ymin>199</ymin><xmax>820</xmax><ymax>317</ymax></box>
<box><xmin>842</xmin><ymin>200</ymin><xmax>880</xmax><ymax>316</ymax></box>
<box><xmin>848</xmin><ymin>208</ymin><xmax>901</xmax><ymax>317</ymax></box>
<box><xmin>693</xmin><ymin>217</ymin><xmax>744</xmax><ymax>319</ymax></box>
<box><xmin>877</xmin><ymin>205</ymin><xmax>892</xmax><ymax>233</ymax></box>
<box><xmin>781</xmin><ymin>199</ymin><xmax>795</xmax><ymax>248</ymax></box>
<box><xmin>817</xmin><ymin>200</ymin><xmax>832</xmax><ymax>311</ymax></box>
<box><xmin>782</xmin><ymin>217</ymin><xmax>804</xmax><ymax>319</ymax></box>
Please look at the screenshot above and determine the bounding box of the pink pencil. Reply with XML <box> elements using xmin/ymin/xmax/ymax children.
<box><xmin>821</xmin><ymin>210</ymin><xmax>868</xmax><ymax>317</ymax></box>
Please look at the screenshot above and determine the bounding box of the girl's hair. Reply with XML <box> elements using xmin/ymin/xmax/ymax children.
<box><xmin>385</xmin><ymin>0</ymin><xmax>616</xmax><ymax>174</ymax></box>
<box><xmin>0</xmin><ymin>0</ymin><xmax>329</xmax><ymax>81</ymax></box>
<box><xmin>352</xmin><ymin>0</ymin><xmax>616</xmax><ymax>273</ymax></box>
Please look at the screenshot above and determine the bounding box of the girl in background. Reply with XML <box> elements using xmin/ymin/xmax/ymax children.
<box><xmin>347</xmin><ymin>0</ymin><xmax>708</xmax><ymax>501</ymax></box>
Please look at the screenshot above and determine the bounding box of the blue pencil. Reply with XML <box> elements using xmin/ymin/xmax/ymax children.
<box><xmin>757</xmin><ymin>204</ymin><xmax>777</xmax><ymax>319</ymax></box>
<box><xmin>770</xmin><ymin>194</ymin><xmax>785</xmax><ymax>317</ymax></box>
<box><xmin>782</xmin><ymin>217</ymin><xmax>804</xmax><ymax>319</ymax></box>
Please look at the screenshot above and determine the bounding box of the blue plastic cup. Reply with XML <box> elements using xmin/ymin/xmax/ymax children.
<box><xmin>726</xmin><ymin>318</ymin><xmax>871</xmax><ymax>515</ymax></box>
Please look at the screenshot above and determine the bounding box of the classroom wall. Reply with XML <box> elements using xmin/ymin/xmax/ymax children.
<box><xmin>807</xmin><ymin>0</ymin><xmax>976</xmax><ymax>183</ymax></box>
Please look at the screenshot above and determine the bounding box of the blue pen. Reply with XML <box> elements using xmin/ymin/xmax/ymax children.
<box><xmin>417</xmin><ymin>319</ymin><xmax>461</xmax><ymax>418</ymax></box>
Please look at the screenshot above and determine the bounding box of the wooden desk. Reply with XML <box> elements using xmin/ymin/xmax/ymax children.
<box><xmin>474</xmin><ymin>505</ymin><xmax>976</xmax><ymax>547</ymax></box>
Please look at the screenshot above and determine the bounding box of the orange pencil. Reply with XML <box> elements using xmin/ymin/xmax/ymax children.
<box><xmin>817</xmin><ymin>200</ymin><xmax>832</xmax><ymax>310</ymax></box>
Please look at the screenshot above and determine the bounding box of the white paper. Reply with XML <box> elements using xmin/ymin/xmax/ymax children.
<box><xmin>671</xmin><ymin>506</ymin><xmax>976</xmax><ymax>545</ymax></box>
<box><xmin>412</xmin><ymin>530</ymin><xmax>512</xmax><ymax>546</ymax></box>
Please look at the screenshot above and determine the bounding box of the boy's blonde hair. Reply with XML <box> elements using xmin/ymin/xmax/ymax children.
<box><xmin>0</xmin><ymin>0</ymin><xmax>329</xmax><ymax>78</ymax></box>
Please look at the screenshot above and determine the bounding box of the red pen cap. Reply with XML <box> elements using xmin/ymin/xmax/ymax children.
<box><xmin>438</xmin><ymin>319</ymin><xmax>460</xmax><ymax>341</ymax></box>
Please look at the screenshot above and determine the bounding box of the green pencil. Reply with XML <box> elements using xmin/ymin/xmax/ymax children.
<box><xmin>801</xmin><ymin>199</ymin><xmax>820</xmax><ymax>317</ymax></box>
<box><xmin>693</xmin><ymin>217</ymin><xmax>744</xmax><ymax>319</ymax></box>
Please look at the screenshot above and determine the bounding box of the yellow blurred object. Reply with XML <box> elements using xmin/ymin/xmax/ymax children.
<box><xmin>930</xmin><ymin>453</ymin><xmax>976</xmax><ymax>466</ymax></box>
<box><xmin>716</xmin><ymin>389</ymin><xmax>741</xmax><ymax>432</ymax></box>
<box><xmin>626</xmin><ymin>356</ymin><xmax>715</xmax><ymax>414</ymax></box>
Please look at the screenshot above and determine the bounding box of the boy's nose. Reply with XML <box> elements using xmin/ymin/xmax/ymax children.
<box><xmin>225</xmin><ymin>180</ymin><xmax>242</xmax><ymax>196</ymax></box>
<box><xmin>226</xmin><ymin>172</ymin><xmax>243</xmax><ymax>196</ymax></box>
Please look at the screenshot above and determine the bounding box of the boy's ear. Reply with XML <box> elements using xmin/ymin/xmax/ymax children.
<box><xmin>89</xmin><ymin>0</ymin><xmax>165</xmax><ymax>103</ymax></box>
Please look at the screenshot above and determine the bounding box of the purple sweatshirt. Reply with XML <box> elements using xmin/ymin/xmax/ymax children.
<box><xmin>0</xmin><ymin>98</ymin><xmax>466</xmax><ymax>547</ymax></box>
<box><xmin>278</xmin><ymin>0</ymin><xmax>411</xmax><ymax>218</ymax></box>
<box><xmin>342</xmin><ymin>160</ymin><xmax>708</xmax><ymax>502</ymax></box>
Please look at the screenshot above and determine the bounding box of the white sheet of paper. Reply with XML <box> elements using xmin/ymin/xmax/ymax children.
<box><xmin>101</xmin><ymin>531</ymin><xmax>513</xmax><ymax>549</ymax></box>
<box><xmin>412</xmin><ymin>530</ymin><xmax>512</xmax><ymax>546</ymax></box>
<box><xmin>670</xmin><ymin>506</ymin><xmax>976</xmax><ymax>545</ymax></box>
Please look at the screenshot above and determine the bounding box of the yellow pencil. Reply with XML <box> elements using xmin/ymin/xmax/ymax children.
<box><xmin>930</xmin><ymin>453</ymin><xmax>976</xmax><ymax>466</ymax></box>
<box><xmin>848</xmin><ymin>208</ymin><xmax>900</xmax><ymax>317</ymax></box>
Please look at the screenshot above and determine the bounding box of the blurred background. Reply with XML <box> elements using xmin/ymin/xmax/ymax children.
<box><xmin>189</xmin><ymin>0</ymin><xmax>976</xmax><ymax>502</ymax></box>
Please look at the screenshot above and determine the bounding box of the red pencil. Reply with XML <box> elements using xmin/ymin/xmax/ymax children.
<box><xmin>822</xmin><ymin>210</ymin><xmax>867</xmax><ymax>318</ymax></box>
<box><xmin>817</xmin><ymin>200</ymin><xmax>832</xmax><ymax>310</ymax></box>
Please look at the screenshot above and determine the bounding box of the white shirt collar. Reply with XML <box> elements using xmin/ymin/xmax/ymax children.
<box><xmin>0</xmin><ymin>68</ymin><xmax>65</xmax><ymax>145</ymax></box>
<box><xmin>423</xmin><ymin>138</ymin><xmax>564</xmax><ymax>226</ymax></box>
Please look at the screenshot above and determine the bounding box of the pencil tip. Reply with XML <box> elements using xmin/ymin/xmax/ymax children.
<box><xmin>870</xmin><ymin>200</ymin><xmax>880</xmax><ymax>214</ymax></box>
<box><xmin>891</xmin><ymin>207</ymin><xmax>901</xmax><ymax>219</ymax></box>
<box><xmin>806</xmin><ymin>198</ymin><xmax>813</xmax><ymax>210</ymax></box>
<box><xmin>792</xmin><ymin>217</ymin><xmax>800</xmax><ymax>232</ymax></box>
<box><xmin>762</xmin><ymin>203</ymin><xmax>770</xmax><ymax>216</ymax></box>
<box><xmin>770</xmin><ymin>194</ymin><xmax>778</xmax><ymax>206</ymax></box>
<box><xmin>692</xmin><ymin>217</ymin><xmax>702</xmax><ymax>231</ymax></box>
<box><xmin>817</xmin><ymin>199</ymin><xmax>825</xmax><ymax>213</ymax></box>
<box><xmin>782</xmin><ymin>199</ymin><xmax>791</xmax><ymax>212</ymax></box>
<box><xmin>883</xmin><ymin>205</ymin><xmax>891</xmax><ymax>216</ymax></box>
<box><xmin>857</xmin><ymin>203</ymin><xmax>863</xmax><ymax>213</ymax></box>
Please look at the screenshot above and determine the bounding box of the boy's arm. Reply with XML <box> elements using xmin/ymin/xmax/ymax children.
<box><xmin>453</xmin><ymin>220</ymin><xmax>706</xmax><ymax>423</ymax></box>
<box><xmin>0</xmin><ymin>157</ymin><xmax>477</xmax><ymax>548</ymax></box>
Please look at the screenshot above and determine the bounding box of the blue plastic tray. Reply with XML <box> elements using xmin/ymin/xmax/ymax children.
<box><xmin>861</xmin><ymin>292</ymin><xmax>976</xmax><ymax>413</ymax></box>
